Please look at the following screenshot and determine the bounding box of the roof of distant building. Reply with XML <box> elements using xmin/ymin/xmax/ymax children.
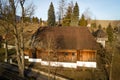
<box><xmin>93</xmin><ymin>29</ymin><xmax>107</xmax><ymax>38</ymax></box>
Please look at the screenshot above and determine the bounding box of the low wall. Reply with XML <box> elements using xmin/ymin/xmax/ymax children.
<box><xmin>3</xmin><ymin>44</ymin><xmax>15</xmax><ymax>49</ymax></box>
<box><xmin>25</xmin><ymin>56</ymin><xmax>96</xmax><ymax>68</ymax></box>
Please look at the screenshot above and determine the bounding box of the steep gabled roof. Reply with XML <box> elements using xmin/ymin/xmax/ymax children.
<box><xmin>31</xmin><ymin>26</ymin><xmax>99</xmax><ymax>50</ymax></box>
<box><xmin>93</xmin><ymin>29</ymin><xmax>107</xmax><ymax>38</ymax></box>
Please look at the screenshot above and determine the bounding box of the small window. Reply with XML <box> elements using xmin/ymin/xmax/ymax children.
<box><xmin>64</xmin><ymin>53</ymin><xmax>68</xmax><ymax>56</ymax></box>
<box><xmin>72</xmin><ymin>53</ymin><xmax>75</xmax><ymax>56</ymax></box>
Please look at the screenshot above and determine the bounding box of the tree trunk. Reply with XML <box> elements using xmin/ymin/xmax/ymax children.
<box><xmin>20</xmin><ymin>1</ymin><xmax>25</xmax><ymax>73</ymax></box>
<box><xmin>14</xmin><ymin>31</ymin><xmax>24</xmax><ymax>77</ymax></box>
<box><xmin>20</xmin><ymin>29</ymin><xmax>25</xmax><ymax>77</ymax></box>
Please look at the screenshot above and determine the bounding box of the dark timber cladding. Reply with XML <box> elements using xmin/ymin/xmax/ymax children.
<box><xmin>28</xmin><ymin>26</ymin><xmax>100</xmax><ymax>62</ymax></box>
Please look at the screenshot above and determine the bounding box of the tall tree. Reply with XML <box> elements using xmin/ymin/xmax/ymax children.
<box><xmin>83</xmin><ymin>8</ymin><xmax>92</xmax><ymax>23</ymax></box>
<box><xmin>106</xmin><ymin>23</ymin><xmax>113</xmax><ymax>43</ymax></box>
<box><xmin>0</xmin><ymin>0</ymin><xmax>11</xmax><ymax>62</ymax></box>
<box><xmin>58</xmin><ymin>0</ymin><xmax>66</xmax><ymax>25</ymax></box>
<box><xmin>78</xmin><ymin>14</ymin><xmax>87</xmax><ymax>26</ymax></box>
<box><xmin>8</xmin><ymin>0</ymin><xmax>24</xmax><ymax>77</ymax></box>
<box><xmin>0</xmin><ymin>0</ymin><xmax>34</xmax><ymax>77</ymax></box>
<box><xmin>70</xmin><ymin>2</ymin><xmax>79</xmax><ymax>26</ymax></box>
<box><xmin>62</xmin><ymin>5</ymin><xmax>72</xmax><ymax>26</ymax></box>
<box><xmin>19</xmin><ymin>0</ymin><xmax>25</xmax><ymax>77</ymax></box>
<box><xmin>47</xmin><ymin>2</ymin><xmax>56</xmax><ymax>26</ymax></box>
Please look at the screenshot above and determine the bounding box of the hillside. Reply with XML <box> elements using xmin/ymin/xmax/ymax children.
<box><xmin>91</xmin><ymin>20</ymin><xmax>120</xmax><ymax>28</ymax></box>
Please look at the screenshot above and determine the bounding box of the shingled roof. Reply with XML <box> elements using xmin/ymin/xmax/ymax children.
<box><xmin>93</xmin><ymin>29</ymin><xmax>107</xmax><ymax>38</ymax></box>
<box><xmin>31</xmin><ymin>26</ymin><xmax>99</xmax><ymax>50</ymax></box>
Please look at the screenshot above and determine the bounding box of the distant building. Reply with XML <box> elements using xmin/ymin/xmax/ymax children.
<box><xmin>25</xmin><ymin>27</ymin><xmax>100</xmax><ymax>68</ymax></box>
<box><xmin>93</xmin><ymin>29</ymin><xmax>108</xmax><ymax>47</ymax></box>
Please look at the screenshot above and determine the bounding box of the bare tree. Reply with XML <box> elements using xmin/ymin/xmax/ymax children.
<box><xmin>0</xmin><ymin>0</ymin><xmax>34</xmax><ymax>77</ymax></box>
<box><xmin>83</xmin><ymin>8</ymin><xmax>93</xmax><ymax>23</ymax></box>
<box><xmin>19</xmin><ymin>0</ymin><xmax>25</xmax><ymax>76</ymax></box>
<box><xmin>0</xmin><ymin>0</ymin><xmax>12</xmax><ymax>62</ymax></box>
<box><xmin>0</xmin><ymin>21</ymin><xmax>9</xmax><ymax>62</ymax></box>
<box><xmin>46</xmin><ymin>34</ymin><xmax>54</xmax><ymax>80</ymax></box>
<box><xmin>58</xmin><ymin>0</ymin><xmax>67</xmax><ymax>24</ymax></box>
<box><xmin>45</xmin><ymin>34</ymin><xmax>58</xmax><ymax>80</ymax></box>
<box><xmin>7</xmin><ymin>0</ymin><xmax>26</xmax><ymax>77</ymax></box>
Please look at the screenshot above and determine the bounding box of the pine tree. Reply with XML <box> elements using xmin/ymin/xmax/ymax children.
<box><xmin>47</xmin><ymin>2</ymin><xmax>56</xmax><ymax>26</ymax></box>
<box><xmin>106</xmin><ymin>23</ymin><xmax>113</xmax><ymax>43</ymax></box>
<box><xmin>35</xmin><ymin>17</ymin><xmax>39</xmax><ymax>23</ymax></box>
<box><xmin>32</xmin><ymin>16</ymin><xmax>39</xmax><ymax>23</ymax></box>
<box><xmin>91</xmin><ymin>23</ymin><xmax>97</xmax><ymax>29</ymax></box>
<box><xmin>78</xmin><ymin>14</ymin><xmax>87</xmax><ymax>26</ymax></box>
<box><xmin>32</xmin><ymin>16</ymin><xmax>35</xmax><ymax>23</ymax></box>
<box><xmin>98</xmin><ymin>24</ymin><xmax>102</xmax><ymax>29</ymax></box>
<box><xmin>24</xmin><ymin>17</ymin><xmax>31</xmax><ymax>23</ymax></box>
<box><xmin>70</xmin><ymin>2</ymin><xmax>79</xmax><ymax>26</ymax></box>
<box><xmin>62</xmin><ymin>5</ymin><xmax>72</xmax><ymax>26</ymax></box>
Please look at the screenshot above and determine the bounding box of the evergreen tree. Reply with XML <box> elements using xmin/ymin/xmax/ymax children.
<box><xmin>62</xmin><ymin>5</ymin><xmax>72</xmax><ymax>26</ymax></box>
<box><xmin>32</xmin><ymin>16</ymin><xmax>39</xmax><ymax>23</ymax></box>
<box><xmin>91</xmin><ymin>23</ymin><xmax>97</xmax><ymax>29</ymax></box>
<box><xmin>78</xmin><ymin>14</ymin><xmax>87</xmax><ymax>26</ymax></box>
<box><xmin>70</xmin><ymin>2</ymin><xmax>79</xmax><ymax>26</ymax></box>
<box><xmin>47</xmin><ymin>2</ymin><xmax>56</xmax><ymax>26</ymax></box>
<box><xmin>24</xmin><ymin>17</ymin><xmax>31</xmax><ymax>23</ymax></box>
<box><xmin>35</xmin><ymin>17</ymin><xmax>39</xmax><ymax>23</ymax></box>
<box><xmin>32</xmin><ymin>16</ymin><xmax>35</xmax><ymax>23</ymax></box>
<box><xmin>106</xmin><ymin>23</ymin><xmax>113</xmax><ymax>43</ymax></box>
<box><xmin>98</xmin><ymin>24</ymin><xmax>102</xmax><ymax>29</ymax></box>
